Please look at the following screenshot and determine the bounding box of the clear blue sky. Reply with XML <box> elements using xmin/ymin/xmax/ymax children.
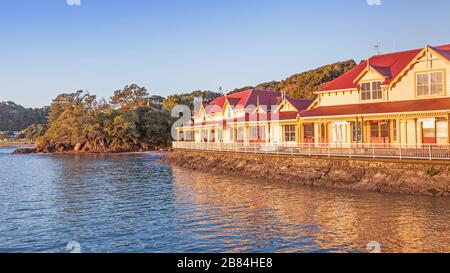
<box><xmin>1</xmin><ymin>0</ymin><xmax>449</xmax><ymax>107</ymax></box>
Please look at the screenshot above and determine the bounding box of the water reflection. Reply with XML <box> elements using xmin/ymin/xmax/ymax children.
<box><xmin>171</xmin><ymin>167</ymin><xmax>450</xmax><ymax>253</ymax></box>
<box><xmin>0</xmin><ymin>148</ymin><xmax>448</xmax><ymax>253</ymax></box>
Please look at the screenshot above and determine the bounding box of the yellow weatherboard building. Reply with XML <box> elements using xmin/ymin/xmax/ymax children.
<box><xmin>175</xmin><ymin>44</ymin><xmax>450</xmax><ymax>159</ymax></box>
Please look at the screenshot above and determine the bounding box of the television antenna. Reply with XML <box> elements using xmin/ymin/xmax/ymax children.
<box><xmin>374</xmin><ymin>44</ymin><xmax>381</xmax><ymax>55</ymax></box>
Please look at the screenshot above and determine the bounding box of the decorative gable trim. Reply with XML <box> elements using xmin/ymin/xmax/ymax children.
<box><xmin>274</xmin><ymin>98</ymin><xmax>296</xmax><ymax>113</ymax></box>
<box><xmin>353</xmin><ymin>64</ymin><xmax>386</xmax><ymax>84</ymax></box>
<box><xmin>388</xmin><ymin>47</ymin><xmax>427</xmax><ymax>89</ymax></box>
<box><xmin>428</xmin><ymin>46</ymin><xmax>450</xmax><ymax>65</ymax></box>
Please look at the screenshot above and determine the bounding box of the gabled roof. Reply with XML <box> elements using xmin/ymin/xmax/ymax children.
<box><xmin>301</xmin><ymin>97</ymin><xmax>450</xmax><ymax>118</ymax></box>
<box><xmin>285</xmin><ymin>97</ymin><xmax>313</xmax><ymax>111</ymax></box>
<box><xmin>226</xmin><ymin>89</ymin><xmax>284</xmax><ymax>110</ymax></box>
<box><xmin>193</xmin><ymin>89</ymin><xmax>313</xmax><ymax>118</ymax></box>
<box><xmin>318</xmin><ymin>44</ymin><xmax>450</xmax><ymax>92</ymax></box>
<box><xmin>205</xmin><ymin>97</ymin><xmax>226</xmax><ymax>114</ymax></box>
<box><xmin>203</xmin><ymin>89</ymin><xmax>285</xmax><ymax>114</ymax></box>
<box><xmin>430</xmin><ymin>45</ymin><xmax>450</xmax><ymax>62</ymax></box>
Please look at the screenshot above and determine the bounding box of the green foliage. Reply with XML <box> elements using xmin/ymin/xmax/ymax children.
<box><xmin>110</xmin><ymin>84</ymin><xmax>150</xmax><ymax>112</ymax></box>
<box><xmin>15</xmin><ymin>124</ymin><xmax>47</xmax><ymax>141</ymax></box>
<box><xmin>163</xmin><ymin>90</ymin><xmax>222</xmax><ymax>111</ymax></box>
<box><xmin>38</xmin><ymin>88</ymin><xmax>174</xmax><ymax>153</ymax></box>
<box><xmin>229</xmin><ymin>60</ymin><xmax>357</xmax><ymax>100</ymax></box>
<box><xmin>0</xmin><ymin>101</ymin><xmax>48</xmax><ymax>131</ymax></box>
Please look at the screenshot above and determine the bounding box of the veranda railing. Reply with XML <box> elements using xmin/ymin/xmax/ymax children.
<box><xmin>172</xmin><ymin>141</ymin><xmax>450</xmax><ymax>161</ymax></box>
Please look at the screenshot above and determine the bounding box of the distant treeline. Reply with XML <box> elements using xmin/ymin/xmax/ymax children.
<box><xmin>0</xmin><ymin>101</ymin><xmax>49</xmax><ymax>131</ymax></box>
<box><xmin>230</xmin><ymin>60</ymin><xmax>357</xmax><ymax>100</ymax></box>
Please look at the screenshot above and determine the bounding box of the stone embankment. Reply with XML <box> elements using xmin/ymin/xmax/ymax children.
<box><xmin>161</xmin><ymin>150</ymin><xmax>450</xmax><ymax>197</ymax></box>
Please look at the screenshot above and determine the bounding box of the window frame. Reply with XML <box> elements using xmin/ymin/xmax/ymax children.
<box><xmin>351</xmin><ymin>121</ymin><xmax>363</xmax><ymax>143</ymax></box>
<box><xmin>304</xmin><ymin>124</ymin><xmax>314</xmax><ymax>139</ymax></box>
<box><xmin>283</xmin><ymin>125</ymin><xmax>297</xmax><ymax>143</ymax></box>
<box><xmin>360</xmin><ymin>81</ymin><xmax>383</xmax><ymax>101</ymax></box>
<box><xmin>415</xmin><ymin>70</ymin><xmax>445</xmax><ymax>97</ymax></box>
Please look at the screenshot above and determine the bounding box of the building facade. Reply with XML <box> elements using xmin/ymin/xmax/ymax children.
<box><xmin>177</xmin><ymin>89</ymin><xmax>313</xmax><ymax>144</ymax></box>
<box><xmin>176</xmin><ymin>44</ymin><xmax>450</xmax><ymax>146</ymax></box>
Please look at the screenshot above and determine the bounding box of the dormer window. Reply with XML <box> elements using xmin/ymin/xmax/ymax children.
<box><xmin>360</xmin><ymin>81</ymin><xmax>382</xmax><ymax>101</ymax></box>
<box><xmin>416</xmin><ymin>71</ymin><xmax>444</xmax><ymax>97</ymax></box>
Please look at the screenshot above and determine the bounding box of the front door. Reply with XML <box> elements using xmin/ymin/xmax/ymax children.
<box><xmin>370</xmin><ymin>121</ymin><xmax>390</xmax><ymax>143</ymax></box>
<box><xmin>303</xmin><ymin>123</ymin><xmax>315</xmax><ymax>143</ymax></box>
<box><xmin>332</xmin><ymin>122</ymin><xmax>348</xmax><ymax>144</ymax></box>
<box><xmin>421</xmin><ymin>118</ymin><xmax>436</xmax><ymax>144</ymax></box>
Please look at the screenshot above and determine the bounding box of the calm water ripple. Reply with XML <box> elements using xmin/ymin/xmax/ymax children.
<box><xmin>0</xmin><ymin>146</ymin><xmax>448</xmax><ymax>253</ymax></box>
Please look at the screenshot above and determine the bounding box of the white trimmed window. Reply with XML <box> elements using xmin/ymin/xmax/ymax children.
<box><xmin>283</xmin><ymin>125</ymin><xmax>296</xmax><ymax>142</ymax></box>
<box><xmin>360</xmin><ymin>81</ymin><xmax>382</xmax><ymax>101</ymax></box>
<box><xmin>416</xmin><ymin>71</ymin><xmax>444</xmax><ymax>96</ymax></box>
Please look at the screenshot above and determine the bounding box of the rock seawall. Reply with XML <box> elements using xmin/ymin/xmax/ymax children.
<box><xmin>161</xmin><ymin>150</ymin><xmax>450</xmax><ymax>197</ymax></box>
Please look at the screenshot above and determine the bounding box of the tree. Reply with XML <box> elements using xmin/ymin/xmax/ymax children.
<box><xmin>162</xmin><ymin>90</ymin><xmax>222</xmax><ymax>111</ymax></box>
<box><xmin>15</xmin><ymin>124</ymin><xmax>47</xmax><ymax>141</ymax></box>
<box><xmin>110</xmin><ymin>84</ymin><xmax>149</xmax><ymax>112</ymax></box>
<box><xmin>37</xmin><ymin>88</ymin><xmax>174</xmax><ymax>153</ymax></box>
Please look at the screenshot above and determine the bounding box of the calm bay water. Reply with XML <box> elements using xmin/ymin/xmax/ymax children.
<box><xmin>0</xmin><ymin>146</ymin><xmax>448</xmax><ymax>253</ymax></box>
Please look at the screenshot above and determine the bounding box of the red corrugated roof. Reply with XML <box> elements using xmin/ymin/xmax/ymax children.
<box><xmin>301</xmin><ymin>97</ymin><xmax>450</xmax><ymax>118</ymax></box>
<box><xmin>431</xmin><ymin>45</ymin><xmax>450</xmax><ymax>61</ymax></box>
<box><xmin>226</xmin><ymin>89</ymin><xmax>284</xmax><ymax>110</ymax></box>
<box><xmin>203</xmin><ymin>89</ymin><xmax>284</xmax><ymax>115</ymax></box>
<box><xmin>205</xmin><ymin>96</ymin><xmax>226</xmax><ymax>114</ymax></box>
<box><xmin>318</xmin><ymin>44</ymin><xmax>450</xmax><ymax>92</ymax></box>
<box><xmin>286</xmin><ymin>97</ymin><xmax>313</xmax><ymax>111</ymax></box>
<box><xmin>205</xmin><ymin>89</ymin><xmax>312</xmax><ymax>114</ymax></box>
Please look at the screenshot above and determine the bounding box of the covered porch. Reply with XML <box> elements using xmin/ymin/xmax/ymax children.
<box><xmin>300</xmin><ymin>112</ymin><xmax>450</xmax><ymax>146</ymax></box>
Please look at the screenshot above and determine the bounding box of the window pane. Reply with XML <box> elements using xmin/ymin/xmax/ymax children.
<box><xmin>259</xmin><ymin>126</ymin><xmax>266</xmax><ymax>139</ymax></box>
<box><xmin>431</xmin><ymin>72</ymin><xmax>442</xmax><ymax>84</ymax></box>
<box><xmin>417</xmin><ymin>85</ymin><xmax>428</xmax><ymax>96</ymax></box>
<box><xmin>430</xmin><ymin>72</ymin><xmax>443</xmax><ymax>95</ymax></box>
<box><xmin>284</xmin><ymin>125</ymin><xmax>296</xmax><ymax>142</ymax></box>
<box><xmin>250</xmin><ymin>127</ymin><xmax>258</xmax><ymax>140</ymax></box>
<box><xmin>360</xmin><ymin>83</ymin><xmax>371</xmax><ymax>100</ymax></box>
<box><xmin>372</xmin><ymin>81</ymin><xmax>382</xmax><ymax>99</ymax></box>
<box><xmin>371</xmin><ymin>123</ymin><xmax>379</xmax><ymax>138</ymax></box>
<box><xmin>380</xmin><ymin>122</ymin><xmax>389</xmax><ymax>138</ymax></box>
<box><xmin>351</xmin><ymin>122</ymin><xmax>362</xmax><ymax>142</ymax></box>
<box><xmin>304</xmin><ymin>124</ymin><xmax>314</xmax><ymax>138</ymax></box>
<box><xmin>416</xmin><ymin>73</ymin><xmax>430</xmax><ymax>96</ymax></box>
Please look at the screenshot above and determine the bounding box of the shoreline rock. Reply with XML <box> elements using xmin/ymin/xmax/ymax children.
<box><xmin>12</xmin><ymin>148</ymin><xmax>37</xmax><ymax>155</ymax></box>
<box><xmin>12</xmin><ymin>147</ymin><xmax>169</xmax><ymax>155</ymax></box>
<box><xmin>161</xmin><ymin>150</ymin><xmax>450</xmax><ymax>197</ymax></box>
